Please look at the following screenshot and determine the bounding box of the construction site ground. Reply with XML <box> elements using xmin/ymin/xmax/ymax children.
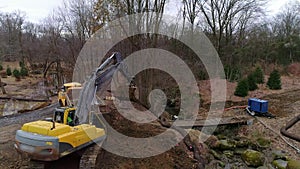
<box><xmin>0</xmin><ymin>72</ymin><xmax>300</xmax><ymax>168</ymax></box>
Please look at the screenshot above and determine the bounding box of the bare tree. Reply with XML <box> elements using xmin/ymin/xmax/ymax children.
<box><xmin>22</xmin><ymin>22</ymin><xmax>41</xmax><ymax>66</ymax></box>
<box><xmin>0</xmin><ymin>11</ymin><xmax>25</xmax><ymax>60</ymax></box>
<box><xmin>58</xmin><ymin>0</ymin><xmax>97</xmax><ymax>45</ymax></box>
<box><xmin>272</xmin><ymin>0</ymin><xmax>300</xmax><ymax>63</ymax></box>
<box><xmin>118</xmin><ymin>0</ymin><xmax>167</xmax><ymax>106</ymax></box>
<box><xmin>182</xmin><ymin>0</ymin><xmax>200</xmax><ymax>32</ymax></box>
<box><xmin>53</xmin><ymin>0</ymin><xmax>99</xmax><ymax>68</ymax></box>
<box><xmin>34</xmin><ymin>14</ymin><xmax>66</xmax><ymax>88</ymax></box>
<box><xmin>198</xmin><ymin>0</ymin><xmax>266</xmax><ymax>56</ymax></box>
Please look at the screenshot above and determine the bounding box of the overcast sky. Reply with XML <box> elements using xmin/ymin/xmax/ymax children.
<box><xmin>0</xmin><ymin>0</ymin><xmax>297</xmax><ymax>23</ymax></box>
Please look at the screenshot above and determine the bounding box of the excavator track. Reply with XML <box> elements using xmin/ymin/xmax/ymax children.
<box><xmin>79</xmin><ymin>144</ymin><xmax>101</xmax><ymax>169</ymax></box>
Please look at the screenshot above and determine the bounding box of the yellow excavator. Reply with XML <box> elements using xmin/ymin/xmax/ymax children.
<box><xmin>14</xmin><ymin>52</ymin><xmax>135</xmax><ymax>162</ymax></box>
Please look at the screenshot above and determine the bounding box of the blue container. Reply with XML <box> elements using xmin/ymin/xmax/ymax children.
<box><xmin>248</xmin><ymin>98</ymin><xmax>268</xmax><ymax>113</ymax></box>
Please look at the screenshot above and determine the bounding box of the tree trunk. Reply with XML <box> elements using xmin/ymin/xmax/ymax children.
<box><xmin>56</xmin><ymin>60</ymin><xmax>64</xmax><ymax>89</ymax></box>
<box><xmin>43</xmin><ymin>61</ymin><xmax>57</xmax><ymax>79</ymax></box>
<box><xmin>0</xmin><ymin>78</ymin><xmax>7</xmax><ymax>94</ymax></box>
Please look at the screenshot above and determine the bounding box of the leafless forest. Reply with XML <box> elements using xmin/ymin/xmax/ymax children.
<box><xmin>1</xmin><ymin>1</ymin><xmax>299</xmax><ymax>63</ymax></box>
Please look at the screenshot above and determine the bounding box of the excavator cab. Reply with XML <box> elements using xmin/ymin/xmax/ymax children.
<box><xmin>53</xmin><ymin>107</ymin><xmax>78</xmax><ymax>126</ymax></box>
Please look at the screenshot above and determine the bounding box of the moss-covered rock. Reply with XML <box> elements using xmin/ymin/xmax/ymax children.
<box><xmin>187</xmin><ymin>129</ymin><xmax>201</xmax><ymax>144</ymax></box>
<box><xmin>205</xmin><ymin>135</ymin><xmax>219</xmax><ymax>148</ymax></box>
<box><xmin>230</xmin><ymin>162</ymin><xmax>249</xmax><ymax>169</ymax></box>
<box><xmin>272</xmin><ymin>150</ymin><xmax>287</xmax><ymax>160</ymax></box>
<box><xmin>216</xmin><ymin>134</ymin><xmax>227</xmax><ymax>140</ymax></box>
<box><xmin>223</xmin><ymin>150</ymin><xmax>234</xmax><ymax>158</ymax></box>
<box><xmin>241</xmin><ymin>149</ymin><xmax>265</xmax><ymax>167</ymax></box>
<box><xmin>218</xmin><ymin>161</ymin><xmax>225</xmax><ymax>168</ymax></box>
<box><xmin>257</xmin><ymin>165</ymin><xmax>276</xmax><ymax>169</ymax></box>
<box><xmin>210</xmin><ymin>149</ymin><xmax>222</xmax><ymax>160</ymax></box>
<box><xmin>267</xmin><ymin>163</ymin><xmax>276</xmax><ymax>169</ymax></box>
<box><xmin>272</xmin><ymin>159</ymin><xmax>288</xmax><ymax>169</ymax></box>
<box><xmin>256</xmin><ymin>137</ymin><xmax>271</xmax><ymax>148</ymax></box>
<box><xmin>205</xmin><ymin>160</ymin><xmax>224</xmax><ymax>169</ymax></box>
<box><xmin>217</xmin><ymin>140</ymin><xmax>236</xmax><ymax>150</ymax></box>
<box><xmin>234</xmin><ymin>148</ymin><xmax>247</xmax><ymax>155</ymax></box>
<box><xmin>236</xmin><ymin>139</ymin><xmax>251</xmax><ymax>148</ymax></box>
<box><xmin>287</xmin><ymin>160</ymin><xmax>300</xmax><ymax>169</ymax></box>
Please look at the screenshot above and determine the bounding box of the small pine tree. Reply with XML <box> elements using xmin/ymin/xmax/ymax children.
<box><xmin>247</xmin><ymin>73</ymin><xmax>258</xmax><ymax>91</ymax></box>
<box><xmin>253</xmin><ymin>67</ymin><xmax>264</xmax><ymax>84</ymax></box>
<box><xmin>267</xmin><ymin>70</ymin><xmax>281</xmax><ymax>90</ymax></box>
<box><xmin>6</xmin><ymin>67</ymin><xmax>12</xmax><ymax>76</ymax></box>
<box><xmin>19</xmin><ymin>61</ymin><xmax>25</xmax><ymax>68</ymax></box>
<box><xmin>0</xmin><ymin>64</ymin><xmax>3</xmax><ymax>71</ymax></box>
<box><xmin>234</xmin><ymin>78</ymin><xmax>249</xmax><ymax>97</ymax></box>
<box><xmin>13</xmin><ymin>69</ymin><xmax>21</xmax><ymax>79</ymax></box>
<box><xmin>20</xmin><ymin>67</ymin><xmax>28</xmax><ymax>77</ymax></box>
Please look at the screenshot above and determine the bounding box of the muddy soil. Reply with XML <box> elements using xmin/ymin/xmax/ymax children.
<box><xmin>95</xmin><ymin>102</ymin><xmax>197</xmax><ymax>169</ymax></box>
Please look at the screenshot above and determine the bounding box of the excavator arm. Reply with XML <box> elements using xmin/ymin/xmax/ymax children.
<box><xmin>75</xmin><ymin>52</ymin><xmax>134</xmax><ymax>124</ymax></box>
<box><xmin>95</xmin><ymin>52</ymin><xmax>134</xmax><ymax>92</ymax></box>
